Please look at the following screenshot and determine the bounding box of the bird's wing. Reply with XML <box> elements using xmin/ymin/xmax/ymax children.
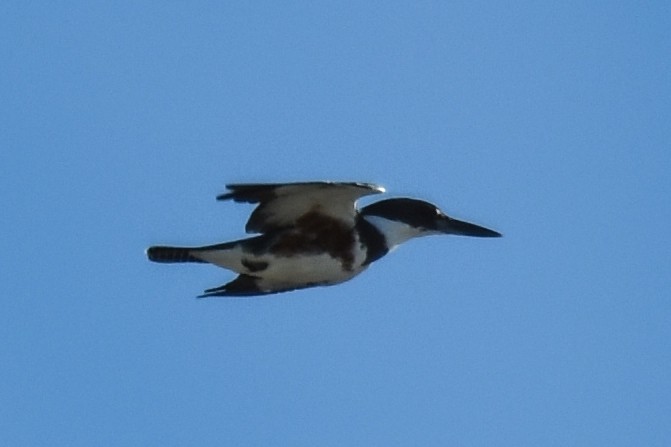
<box><xmin>217</xmin><ymin>181</ymin><xmax>385</xmax><ymax>233</ymax></box>
<box><xmin>198</xmin><ymin>274</ymin><xmax>313</xmax><ymax>297</ymax></box>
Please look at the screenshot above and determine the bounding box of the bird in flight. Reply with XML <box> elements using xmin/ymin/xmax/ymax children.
<box><xmin>147</xmin><ymin>182</ymin><xmax>501</xmax><ymax>297</ymax></box>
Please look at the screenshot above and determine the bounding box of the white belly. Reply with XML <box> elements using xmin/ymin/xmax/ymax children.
<box><xmin>260</xmin><ymin>252</ymin><xmax>367</xmax><ymax>285</ymax></box>
<box><xmin>193</xmin><ymin>235</ymin><xmax>370</xmax><ymax>288</ymax></box>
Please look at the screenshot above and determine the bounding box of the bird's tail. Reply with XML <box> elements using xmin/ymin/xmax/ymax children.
<box><xmin>146</xmin><ymin>246</ymin><xmax>208</xmax><ymax>263</ymax></box>
<box><xmin>146</xmin><ymin>240</ymin><xmax>242</xmax><ymax>264</ymax></box>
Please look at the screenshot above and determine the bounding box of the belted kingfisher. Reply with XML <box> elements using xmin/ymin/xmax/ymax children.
<box><xmin>147</xmin><ymin>182</ymin><xmax>501</xmax><ymax>297</ymax></box>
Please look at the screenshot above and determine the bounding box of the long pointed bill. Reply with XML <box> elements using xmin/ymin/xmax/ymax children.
<box><xmin>438</xmin><ymin>217</ymin><xmax>502</xmax><ymax>237</ymax></box>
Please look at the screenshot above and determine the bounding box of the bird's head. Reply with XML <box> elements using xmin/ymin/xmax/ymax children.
<box><xmin>361</xmin><ymin>198</ymin><xmax>501</xmax><ymax>249</ymax></box>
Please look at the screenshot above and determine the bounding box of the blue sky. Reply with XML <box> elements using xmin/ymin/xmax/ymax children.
<box><xmin>2</xmin><ymin>1</ymin><xmax>670</xmax><ymax>445</ymax></box>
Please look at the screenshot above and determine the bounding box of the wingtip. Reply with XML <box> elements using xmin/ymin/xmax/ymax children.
<box><xmin>346</xmin><ymin>181</ymin><xmax>385</xmax><ymax>195</ymax></box>
<box><xmin>371</xmin><ymin>184</ymin><xmax>386</xmax><ymax>194</ymax></box>
<box><xmin>217</xmin><ymin>183</ymin><xmax>249</xmax><ymax>201</ymax></box>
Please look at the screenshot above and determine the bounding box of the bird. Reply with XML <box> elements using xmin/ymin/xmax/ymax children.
<box><xmin>146</xmin><ymin>181</ymin><xmax>501</xmax><ymax>297</ymax></box>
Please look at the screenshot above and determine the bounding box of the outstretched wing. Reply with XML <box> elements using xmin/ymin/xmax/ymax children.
<box><xmin>217</xmin><ymin>181</ymin><xmax>385</xmax><ymax>234</ymax></box>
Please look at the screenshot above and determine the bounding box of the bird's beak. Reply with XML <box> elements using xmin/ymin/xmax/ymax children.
<box><xmin>437</xmin><ymin>216</ymin><xmax>502</xmax><ymax>237</ymax></box>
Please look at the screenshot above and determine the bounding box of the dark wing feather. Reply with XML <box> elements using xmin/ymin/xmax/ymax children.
<box><xmin>217</xmin><ymin>181</ymin><xmax>384</xmax><ymax>234</ymax></box>
<box><xmin>198</xmin><ymin>274</ymin><xmax>312</xmax><ymax>297</ymax></box>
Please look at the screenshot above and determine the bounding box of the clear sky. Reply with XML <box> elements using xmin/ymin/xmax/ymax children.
<box><xmin>2</xmin><ymin>1</ymin><xmax>670</xmax><ymax>445</ymax></box>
